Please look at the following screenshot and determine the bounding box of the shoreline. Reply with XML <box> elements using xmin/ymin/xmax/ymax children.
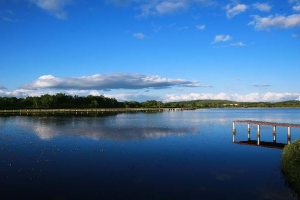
<box><xmin>0</xmin><ymin>107</ymin><xmax>299</xmax><ymax>113</ymax></box>
<box><xmin>0</xmin><ymin>107</ymin><xmax>196</xmax><ymax>114</ymax></box>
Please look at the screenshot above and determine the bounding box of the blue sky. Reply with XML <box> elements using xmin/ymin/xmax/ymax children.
<box><xmin>0</xmin><ymin>0</ymin><xmax>300</xmax><ymax>102</ymax></box>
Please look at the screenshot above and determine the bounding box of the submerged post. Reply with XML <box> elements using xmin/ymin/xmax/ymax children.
<box><xmin>247</xmin><ymin>124</ymin><xmax>250</xmax><ymax>141</ymax></box>
<box><xmin>273</xmin><ymin>126</ymin><xmax>276</xmax><ymax>143</ymax></box>
<box><xmin>287</xmin><ymin>127</ymin><xmax>291</xmax><ymax>145</ymax></box>
<box><xmin>257</xmin><ymin>124</ymin><xmax>260</xmax><ymax>145</ymax></box>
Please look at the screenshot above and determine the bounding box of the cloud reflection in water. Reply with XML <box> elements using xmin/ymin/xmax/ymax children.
<box><xmin>9</xmin><ymin>115</ymin><xmax>198</xmax><ymax>140</ymax></box>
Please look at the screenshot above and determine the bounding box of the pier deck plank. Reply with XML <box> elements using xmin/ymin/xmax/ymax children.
<box><xmin>233</xmin><ymin>120</ymin><xmax>300</xmax><ymax>128</ymax></box>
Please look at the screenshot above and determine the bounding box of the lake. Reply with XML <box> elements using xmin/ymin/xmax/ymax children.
<box><xmin>0</xmin><ymin>108</ymin><xmax>299</xmax><ymax>199</ymax></box>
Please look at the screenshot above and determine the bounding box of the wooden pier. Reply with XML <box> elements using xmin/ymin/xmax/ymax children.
<box><xmin>232</xmin><ymin>120</ymin><xmax>300</xmax><ymax>146</ymax></box>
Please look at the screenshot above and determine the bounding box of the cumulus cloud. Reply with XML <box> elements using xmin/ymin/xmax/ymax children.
<box><xmin>230</xmin><ymin>42</ymin><xmax>245</xmax><ymax>46</ymax></box>
<box><xmin>30</xmin><ymin>0</ymin><xmax>73</xmax><ymax>19</ymax></box>
<box><xmin>249</xmin><ymin>14</ymin><xmax>300</xmax><ymax>30</ymax></box>
<box><xmin>164</xmin><ymin>92</ymin><xmax>300</xmax><ymax>102</ymax></box>
<box><xmin>212</xmin><ymin>34</ymin><xmax>232</xmax><ymax>43</ymax></box>
<box><xmin>225</xmin><ymin>4</ymin><xmax>247</xmax><ymax>18</ymax></box>
<box><xmin>293</xmin><ymin>4</ymin><xmax>300</xmax><ymax>11</ymax></box>
<box><xmin>1</xmin><ymin>88</ymin><xmax>300</xmax><ymax>103</ymax></box>
<box><xmin>0</xmin><ymin>86</ymin><xmax>7</xmax><ymax>90</ymax></box>
<box><xmin>0</xmin><ymin>89</ymin><xmax>56</xmax><ymax>98</ymax></box>
<box><xmin>252</xmin><ymin>3</ymin><xmax>271</xmax><ymax>12</ymax></box>
<box><xmin>155</xmin><ymin>1</ymin><xmax>187</xmax><ymax>14</ymax></box>
<box><xmin>196</xmin><ymin>25</ymin><xmax>205</xmax><ymax>30</ymax></box>
<box><xmin>134</xmin><ymin>0</ymin><xmax>215</xmax><ymax>17</ymax></box>
<box><xmin>104</xmin><ymin>92</ymin><xmax>162</xmax><ymax>102</ymax></box>
<box><xmin>21</xmin><ymin>73</ymin><xmax>200</xmax><ymax>90</ymax></box>
<box><xmin>137</xmin><ymin>1</ymin><xmax>188</xmax><ymax>17</ymax></box>
<box><xmin>133</xmin><ymin>32</ymin><xmax>147</xmax><ymax>39</ymax></box>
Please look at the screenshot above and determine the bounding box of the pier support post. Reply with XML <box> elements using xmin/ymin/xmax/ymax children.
<box><xmin>232</xmin><ymin>122</ymin><xmax>236</xmax><ymax>143</ymax></box>
<box><xmin>232</xmin><ymin>122</ymin><xmax>236</xmax><ymax>133</ymax></box>
<box><xmin>287</xmin><ymin>127</ymin><xmax>291</xmax><ymax>145</ymax></box>
<box><xmin>257</xmin><ymin>124</ymin><xmax>260</xmax><ymax>145</ymax></box>
<box><xmin>247</xmin><ymin>124</ymin><xmax>250</xmax><ymax>141</ymax></box>
<box><xmin>273</xmin><ymin>126</ymin><xmax>276</xmax><ymax>143</ymax></box>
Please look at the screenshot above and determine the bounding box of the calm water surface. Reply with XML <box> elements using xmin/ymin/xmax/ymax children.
<box><xmin>0</xmin><ymin>108</ymin><xmax>300</xmax><ymax>199</ymax></box>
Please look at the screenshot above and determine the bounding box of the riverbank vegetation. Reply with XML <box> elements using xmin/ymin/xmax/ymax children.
<box><xmin>0</xmin><ymin>93</ymin><xmax>300</xmax><ymax>109</ymax></box>
<box><xmin>281</xmin><ymin>139</ymin><xmax>300</xmax><ymax>198</ymax></box>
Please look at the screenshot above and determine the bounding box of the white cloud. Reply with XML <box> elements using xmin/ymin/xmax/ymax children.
<box><xmin>249</xmin><ymin>14</ymin><xmax>300</xmax><ymax>30</ymax></box>
<box><xmin>225</xmin><ymin>4</ymin><xmax>247</xmax><ymax>18</ymax></box>
<box><xmin>292</xmin><ymin>33</ymin><xmax>299</xmax><ymax>38</ymax></box>
<box><xmin>22</xmin><ymin>73</ymin><xmax>200</xmax><ymax>90</ymax></box>
<box><xmin>155</xmin><ymin>1</ymin><xmax>188</xmax><ymax>14</ymax></box>
<box><xmin>252</xmin><ymin>3</ymin><xmax>271</xmax><ymax>12</ymax></box>
<box><xmin>1</xmin><ymin>87</ymin><xmax>300</xmax><ymax>103</ymax></box>
<box><xmin>133</xmin><ymin>32</ymin><xmax>147</xmax><ymax>39</ymax></box>
<box><xmin>230</xmin><ymin>42</ymin><xmax>245</xmax><ymax>46</ymax></box>
<box><xmin>293</xmin><ymin>4</ymin><xmax>300</xmax><ymax>11</ymax></box>
<box><xmin>88</xmin><ymin>90</ymin><xmax>101</xmax><ymax>96</ymax></box>
<box><xmin>289</xmin><ymin>0</ymin><xmax>300</xmax><ymax>4</ymax></box>
<box><xmin>164</xmin><ymin>92</ymin><xmax>300</xmax><ymax>102</ymax></box>
<box><xmin>137</xmin><ymin>1</ymin><xmax>188</xmax><ymax>17</ymax></box>
<box><xmin>30</xmin><ymin>0</ymin><xmax>73</xmax><ymax>19</ymax></box>
<box><xmin>0</xmin><ymin>88</ymin><xmax>56</xmax><ymax>98</ymax></box>
<box><xmin>212</xmin><ymin>34</ymin><xmax>232</xmax><ymax>43</ymax></box>
<box><xmin>136</xmin><ymin>0</ymin><xmax>216</xmax><ymax>17</ymax></box>
<box><xmin>104</xmin><ymin>92</ymin><xmax>162</xmax><ymax>102</ymax></box>
<box><xmin>196</xmin><ymin>25</ymin><xmax>205</xmax><ymax>30</ymax></box>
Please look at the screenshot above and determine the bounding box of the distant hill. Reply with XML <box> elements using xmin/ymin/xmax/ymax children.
<box><xmin>164</xmin><ymin>99</ymin><xmax>300</xmax><ymax>108</ymax></box>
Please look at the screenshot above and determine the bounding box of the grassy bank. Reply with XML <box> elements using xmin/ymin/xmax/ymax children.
<box><xmin>281</xmin><ymin>139</ymin><xmax>300</xmax><ymax>197</ymax></box>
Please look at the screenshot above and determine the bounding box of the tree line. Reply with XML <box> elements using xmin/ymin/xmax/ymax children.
<box><xmin>1</xmin><ymin>93</ymin><xmax>300</xmax><ymax>110</ymax></box>
<box><xmin>0</xmin><ymin>93</ymin><xmax>165</xmax><ymax>109</ymax></box>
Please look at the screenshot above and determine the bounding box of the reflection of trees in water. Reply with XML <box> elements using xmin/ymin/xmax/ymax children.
<box><xmin>6</xmin><ymin>115</ymin><xmax>198</xmax><ymax>140</ymax></box>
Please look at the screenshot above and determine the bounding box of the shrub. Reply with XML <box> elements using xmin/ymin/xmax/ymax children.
<box><xmin>281</xmin><ymin>139</ymin><xmax>300</xmax><ymax>197</ymax></box>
